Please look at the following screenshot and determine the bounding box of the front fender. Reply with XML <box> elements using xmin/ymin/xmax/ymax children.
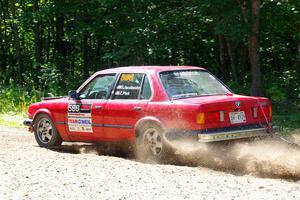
<box><xmin>32</xmin><ymin>108</ymin><xmax>55</xmax><ymax>124</ymax></box>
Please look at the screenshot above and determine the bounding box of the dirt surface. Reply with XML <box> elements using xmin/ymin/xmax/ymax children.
<box><xmin>1</xmin><ymin>127</ymin><xmax>300</xmax><ymax>200</ymax></box>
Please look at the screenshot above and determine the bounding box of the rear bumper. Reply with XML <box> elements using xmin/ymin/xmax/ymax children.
<box><xmin>198</xmin><ymin>126</ymin><xmax>279</xmax><ymax>142</ymax></box>
<box><xmin>23</xmin><ymin>119</ymin><xmax>33</xmax><ymax>127</ymax></box>
<box><xmin>166</xmin><ymin>126</ymin><xmax>279</xmax><ymax>143</ymax></box>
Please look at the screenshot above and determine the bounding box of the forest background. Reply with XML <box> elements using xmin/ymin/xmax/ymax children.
<box><xmin>0</xmin><ymin>0</ymin><xmax>299</xmax><ymax>130</ymax></box>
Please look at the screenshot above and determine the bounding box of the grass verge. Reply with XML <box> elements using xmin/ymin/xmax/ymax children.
<box><xmin>273</xmin><ymin>113</ymin><xmax>300</xmax><ymax>136</ymax></box>
<box><xmin>0</xmin><ymin>112</ymin><xmax>27</xmax><ymax>128</ymax></box>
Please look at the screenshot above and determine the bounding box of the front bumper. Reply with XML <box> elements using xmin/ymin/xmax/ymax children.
<box><xmin>23</xmin><ymin>119</ymin><xmax>33</xmax><ymax>127</ymax></box>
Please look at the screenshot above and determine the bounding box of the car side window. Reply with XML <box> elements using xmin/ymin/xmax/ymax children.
<box><xmin>80</xmin><ymin>74</ymin><xmax>116</xmax><ymax>99</ymax></box>
<box><xmin>113</xmin><ymin>73</ymin><xmax>144</xmax><ymax>100</ymax></box>
<box><xmin>140</xmin><ymin>76</ymin><xmax>152</xmax><ymax>100</ymax></box>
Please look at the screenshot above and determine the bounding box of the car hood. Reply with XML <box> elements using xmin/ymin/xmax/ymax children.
<box><xmin>30</xmin><ymin>97</ymin><xmax>68</xmax><ymax>108</ymax></box>
<box><xmin>42</xmin><ymin>96</ymin><xmax>68</xmax><ymax>101</ymax></box>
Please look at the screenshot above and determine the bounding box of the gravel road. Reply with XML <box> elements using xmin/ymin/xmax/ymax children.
<box><xmin>1</xmin><ymin>127</ymin><xmax>300</xmax><ymax>200</ymax></box>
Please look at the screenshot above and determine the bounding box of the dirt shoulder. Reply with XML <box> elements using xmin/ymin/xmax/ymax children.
<box><xmin>0</xmin><ymin>127</ymin><xmax>299</xmax><ymax>200</ymax></box>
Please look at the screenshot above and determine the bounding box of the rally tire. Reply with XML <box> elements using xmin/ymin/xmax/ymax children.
<box><xmin>34</xmin><ymin>114</ymin><xmax>63</xmax><ymax>148</ymax></box>
<box><xmin>135</xmin><ymin>124</ymin><xmax>173</xmax><ymax>163</ymax></box>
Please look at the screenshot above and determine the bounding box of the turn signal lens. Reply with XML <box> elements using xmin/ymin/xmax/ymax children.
<box><xmin>196</xmin><ymin>113</ymin><xmax>205</xmax><ymax>124</ymax></box>
<box><xmin>262</xmin><ymin>106</ymin><xmax>270</xmax><ymax>117</ymax></box>
<box><xmin>269</xmin><ymin>106</ymin><xmax>272</xmax><ymax>117</ymax></box>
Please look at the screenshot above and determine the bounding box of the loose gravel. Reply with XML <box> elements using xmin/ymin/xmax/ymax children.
<box><xmin>1</xmin><ymin>127</ymin><xmax>300</xmax><ymax>200</ymax></box>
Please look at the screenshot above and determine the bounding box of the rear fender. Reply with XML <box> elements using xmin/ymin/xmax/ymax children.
<box><xmin>134</xmin><ymin>116</ymin><xmax>165</xmax><ymax>137</ymax></box>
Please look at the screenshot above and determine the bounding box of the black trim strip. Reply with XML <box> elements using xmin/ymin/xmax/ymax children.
<box><xmin>92</xmin><ymin>124</ymin><xmax>103</xmax><ymax>127</ymax></box>
<box><xmin>103</xmin><ymin>124</ymin><xmax>132</xmax><ymax>129</ymax></box>
<box><xmin>56</xmin><ymin>122</ymin><xmax>132</xmax><ymax>129</ymax></box>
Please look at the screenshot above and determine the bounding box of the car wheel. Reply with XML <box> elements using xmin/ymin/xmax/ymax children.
<box><xmin>136</xmin><ymin>124</ymin><xmax>173</xmax><ymax>163</ymax></box>
<box><xmin>34</xmin><ymin>114</ymin><xmax>63</xmax><ymax>148</ymax></box>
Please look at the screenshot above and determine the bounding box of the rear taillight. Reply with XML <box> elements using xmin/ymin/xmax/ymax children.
<box><xmin>205</xmin><ymin>111</ymin><xmax>220</xmax><ymax>123</ymax></box>
<box><xmin>255</xmin><ymin>104</ymin><xmax>272</xmax><ymax>118</ymax></box>
<box><xmin>262</xmin><ymin>106</ymin><xmax>270</xmax><ymax>117</ymax></box>
<box><xmin>197</xmin><ymin>111</ymin><xmax>226</xmax><ymax>124</ymax></box>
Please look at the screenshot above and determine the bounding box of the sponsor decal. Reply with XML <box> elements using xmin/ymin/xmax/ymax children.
<box><xmin>115</xmin><ymin>90</ymin><xmax>130</xmax><ymax>96</ymax></box>
<box><xmin>68</xmin><ymin>104</ymin><xmax>92</xmax><ymax>133</ymax></box>
<box><xmin>117</xmin><ymin>85</ymin><xmax>140</xmax><ymax>90</ymax></box>
<box><xmin>120</xmin><ymin>73</ymin><xmax>134</xmax><ymax>81</ymax></box>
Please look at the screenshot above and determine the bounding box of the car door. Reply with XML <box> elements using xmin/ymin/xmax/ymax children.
<box><xmin>66</xmin><ymin>73</ymin><xmax>117</xmax><ymax>142</ymax></box>
<box><xmin>102</xmin><ymin>73</ymin><xmax>153</xmax><ymax>140</ymax></box>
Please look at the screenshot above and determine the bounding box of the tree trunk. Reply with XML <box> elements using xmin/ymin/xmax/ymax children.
<box><xmin>239</xmin><ymin>44</ymin><xmax>249</xmax><ymax>82</ymax></box>
<box><xmin>55</xmin><ymin>0</ymin><xmax>64</xmax><ymax>56</ymax></box>
<box><xmin>95</xmin><ymin>36</ymin><xmax>103</xmax><ymax>71</ymax></box>
<box><xmin>218</xmin><ymin>35</ymin><xmax>228</xmax><ymax>79</ymax></box>
<box><xmin>249</xmin><ymin>0</ymin><xmax>262</xmax><ymax>96</ymax></box>
<box><xmin>82</xmin><ymin>31</ymin><xmax>89</xmax><ymax>79</ymax></box>
<box><xmin>33</xmin><ymin>0</ymin><xmax>42</xmax><ymax>81</ymax></box>
<box><xmin>226</xmin><ymin>39</ymin><xmax>238</xmax><ymax>82</ymax></box>
<box><xmin>9</xmin><ymin>0</ymin><xmax>23</xmax><ymax>85</ymax></box>
<box><xmin>45</xmin><ymin>26</ymin><xmax>51</xmax><ymax>63</ymax></box>
<box><xmin>55</xmin><ymin>0</ymin><xmax>65</xmax><ymax>76</ymax></box>
<box><xmin>297</xmin><ymin>22</ymin><xmax>300</xmax><ymax>76</ymax></box>
<box><xmin>0</xmin><ymin>0</ymin><xmax>10</xmax><ymax>85</ymax></box>
<box><xmin>0</xmin><ymin>36</ymin><xmax>6</xmax><ymax>75</ymax></box>
<box><xmin>0</xmin><ymin>14</ymin><xmax>6</xmax><ymax>74</ymax></box>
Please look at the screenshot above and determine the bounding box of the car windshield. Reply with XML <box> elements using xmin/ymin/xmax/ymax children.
<box><xmin>159</xmin><ymin>70</ymin><xmax>230</xmax><ymax>99</ymax></box>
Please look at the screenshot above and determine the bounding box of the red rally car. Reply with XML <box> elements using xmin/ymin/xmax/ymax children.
<box><xmin>24</xmin><ymin>66</ymin><xmax>277</xmax><ymax>161</ymax></box>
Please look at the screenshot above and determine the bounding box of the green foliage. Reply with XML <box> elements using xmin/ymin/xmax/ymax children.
<box><xmin>38</xmin><ymin>63</ymin><xmax>63</xmax><ymax>96</ymax></box>
<box><xmin>0</xmin><ymin>0</ymin><xmax>299</xmax><ymax>130</ymax></box>
<box><xmin>273</xmin><ymin>113</ymin><xmax>300</xmax><ymax>135</ymax></box>
<box><xmin>0</xmin><ymin>86</ymin><xmax>41</xmax><ymax>113</ymax></box>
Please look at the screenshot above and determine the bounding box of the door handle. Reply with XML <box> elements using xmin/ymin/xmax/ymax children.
<box><xmin>133</xmin><ymin>106</ymin><xmax>142</xmax><ymax>111</ymax></box>
<box><xmin>94</xmin><ymin>106</ymin><xmax>103</xmax><ymax>110</ymax></box>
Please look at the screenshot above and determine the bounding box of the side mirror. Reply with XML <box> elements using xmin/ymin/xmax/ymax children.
<box><xmin>68</xmin><ymin>90</ymin><xmax>80</xmax><ymax>100</ymax></box>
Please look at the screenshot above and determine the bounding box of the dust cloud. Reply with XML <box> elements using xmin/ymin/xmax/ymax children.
<box><xmin>51</xmin><ymin>135</ymin><xmax>300</xmax><ymax>180</ymax></box>
<box><xmin>50</xmin><ymin>142</ymin><xmax>133</xmax><ymax>157</ymax></box>
<box><xmin>170</xmin><ymin>135</ymin><xmax>300</xmax><ymax>180</ymax></box>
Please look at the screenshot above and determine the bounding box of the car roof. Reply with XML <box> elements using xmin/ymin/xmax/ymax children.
<box><xmin>97</xmin><ymin>66</ymin><xmax>206</xmax><ymax>74</ymax></box>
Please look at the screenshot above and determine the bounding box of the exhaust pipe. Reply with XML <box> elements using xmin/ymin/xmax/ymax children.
<box><xmin>23</xmin><ymin>119</ymin><xmax>33</xmax><ymax>127</ymax></box>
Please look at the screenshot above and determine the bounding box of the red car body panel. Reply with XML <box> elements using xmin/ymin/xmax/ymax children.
<box><xmin>26</xmin><ymin>66</ymin><xmax>273</xmax><ymax>143</ymax></box>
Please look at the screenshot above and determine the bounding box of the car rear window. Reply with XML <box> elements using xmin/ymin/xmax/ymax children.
<box><xmin>159</xmin><ymin>70</ymin><xmax>230</xmax><ymax>99</ymax></box>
